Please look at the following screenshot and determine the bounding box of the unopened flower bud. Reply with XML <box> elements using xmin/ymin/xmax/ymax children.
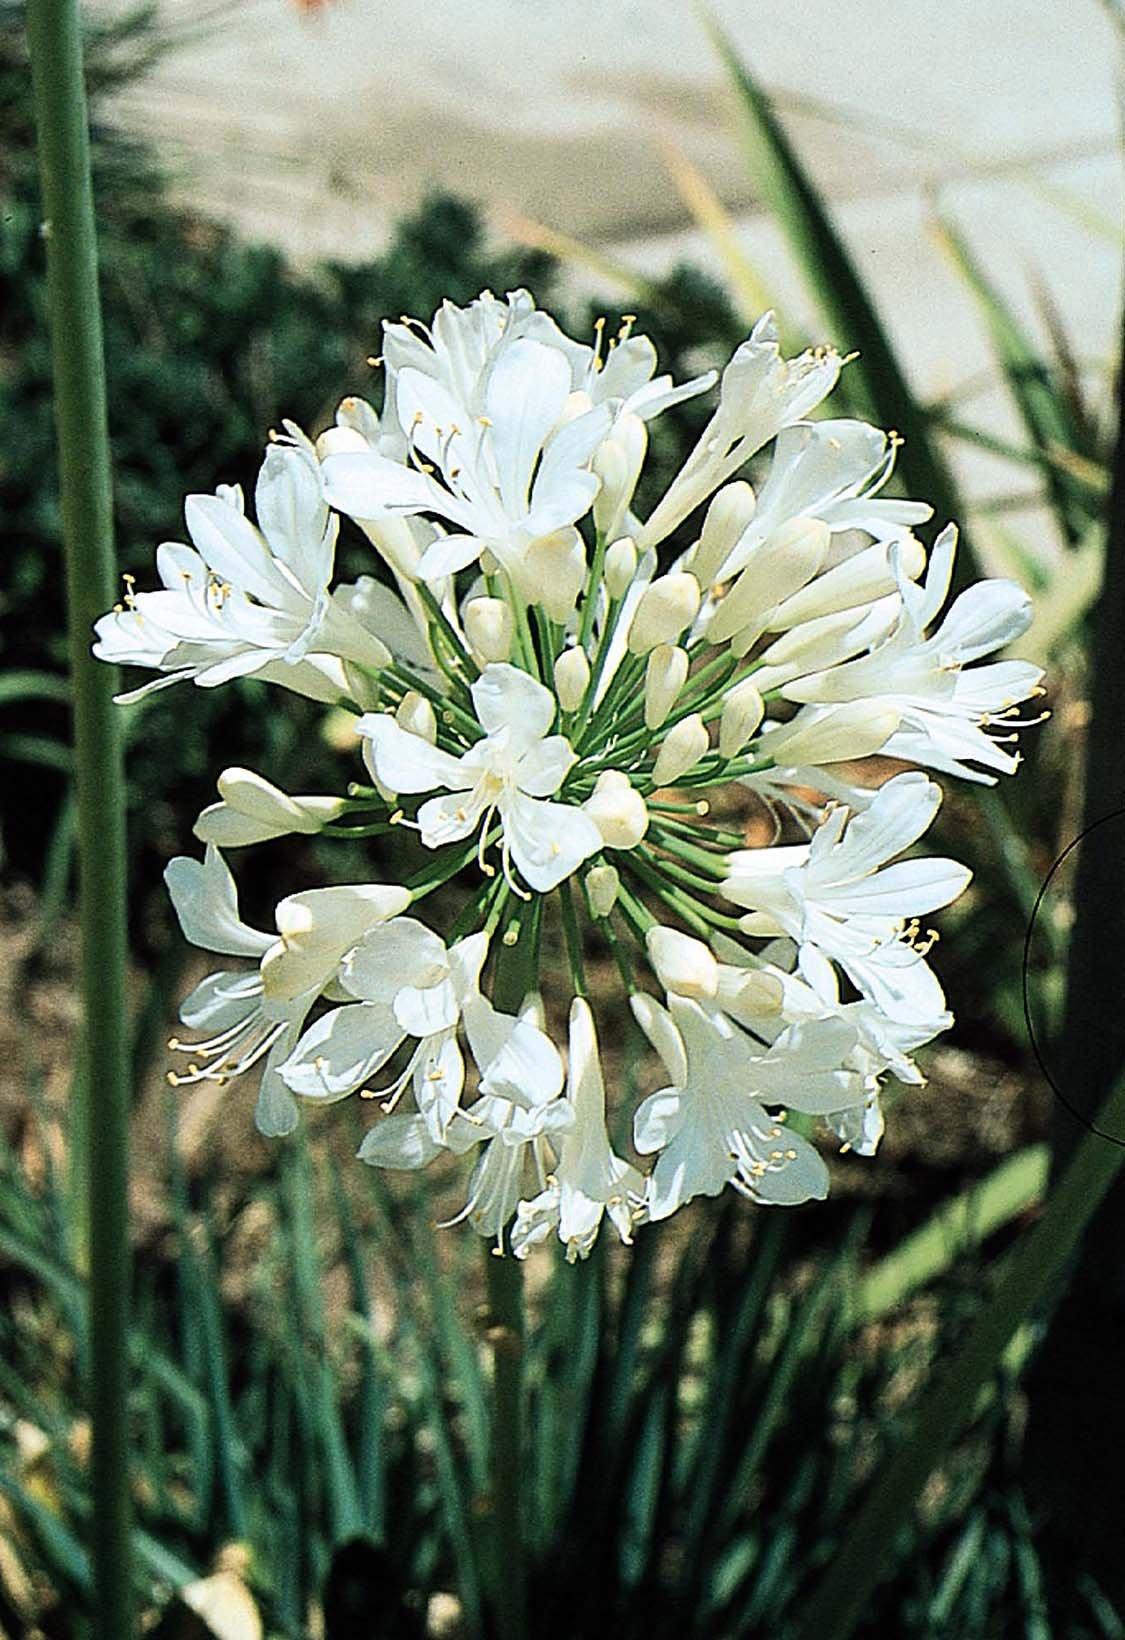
<box><xmin>586</xmin><ymin>863</ymin><xmax>621</xmax><ymax>917</ymax></box>
<box><xmin>194</xmin><ymin>768</ymin><xmax>346</xmax><ymax>847</ymax></box>
<box><xmin>628</xmin><ymin>572</ymin><xmax>702</xmax><ymax>655</ymax></box>
<box><xmin>604</xmin><ymin>537</ymin><xmax>638</xmax><ymax>600</ymax></box>
<box><xmin>515</xmin><ymin>528</ymin><xmax>587</xmax><ymax>622</ymax></box>
<box><xmin>582</xmin><ymin>770</ymin><xmax>649</xmax><ymax>850</ymax></box>
<box><xmin>652</xmin><ymin>712</ymin><xmax>709</xmax><ymax>786</ymax></box>
<box><xmin>315</xmin><ymin>425</ymin><xmax>369</xmax><ymax>460</ymax></box>
<box><xmin>768</xmin><ymin>535</ymin><xmax>927</xmax><ymax>630</ymax></box>
<box><xmin>463</xmin><ymin>596</ymin><xmax>513</xmax><ymax>664</ymax></box>
<box><xmin>644</xmin><ymin>645</ymin><xmax>689</xmax><ymax>730</ymax></box>
<box><xmin>759</xmin><ymin>701</ymin><xmax>900</xmax><ymax>766</ymax></box>
<box><xmin>690</xmin><ymin>481</ymin><xmax>757</xmax><ymax>587</ymax></box>
<box><xmin>717</xmin><ymin>966</ymin><xmax>784</xmax><ymax>1025</ymax></box>
<box><xmin>706</xmin><ymin>517</ymin><xmax>830</xmax><ymax>646</ymax></box>
<box><xmin>554</xmin><ymin>647</ymin><xmax>591</xmax><ymax>714</ymax></box>
<box><xmin>718</xmin><ymin>679</ymin><xmax>765</xmax><ymax>759</ymax></box>
<box><xmin>593</xmin><ymin>413</ymin><xmax>647</xmax><ymax>538</ymax></box>
<box><xmin>646</xmin><ymin>926</ymin><xmax>719</xmax><ymax>1000</ymax></box>
<box><xmin>396</xmin><ymin>691</ymin><xmax>437</xmax><ymax>744</ymax></box>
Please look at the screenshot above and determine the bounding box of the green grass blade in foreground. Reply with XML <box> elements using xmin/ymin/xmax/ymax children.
<box><xmin>933</xmin><ymin>216</ymin><xmax>1093</xmax><ymax>544</ymax></box>
<box><xmin>25</xmin><ymin>0</ymin><xmax>131</xmax><ymax>1632</ymax></box>
<box><xmin>854</xmin><ymin>1144</ymin><xmax>1048</xmax><ymax>1324</ymax></box>
<box><xmin>706</xmin><ymin>19</ymin><xmax>968</xmax><ymax>561</ymax></box>
<box><xmin>794</xmin><ymin>1064</ymin><xmax>1125</xmax><ymax>1640</ymax></box>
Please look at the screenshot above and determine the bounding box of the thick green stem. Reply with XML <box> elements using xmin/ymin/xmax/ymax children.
<box><xmin>479</xmin><ymin>899</ymin><xmax>541</xmax><ymax>1640</ymax></box>
<box><xmin>795</xmin><ymin>1064</ymin><xmax>1125</xmax><ymax>1640</ymax></box>
<box><xmin>26</xmin><ymin>2</ymin><xmax>131</xmax><ymax>1634</ymax></box>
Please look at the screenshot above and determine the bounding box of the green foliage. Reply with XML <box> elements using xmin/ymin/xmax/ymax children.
<box><xmin>4</xmin><ymin>1100</ymin><xmax>1113</xmax><ymax>1639</ymax></box>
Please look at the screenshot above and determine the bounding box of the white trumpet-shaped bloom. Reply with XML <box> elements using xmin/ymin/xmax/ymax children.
<box><xmin>631</xmin><ymin>994</ymin><xmax>857</xmax><ymax>1217</ymax></box>
<box><xmin>323</xmin><ymin>323</ymin><xmax>612</xmax><ymax>582</ymax></box>
<box><xmin>358</xmin><ymin>663</ymin><xmax>602</xmax><ymax>893</ymax></box>
<box><xmin>722</xmin><ymin>772</ymin><xmax>972</xmax><ymax>1022</ymax></box>
<box><xmin>359</xmin><ymin>994</ymin><xmax>574</xmax><ymax>1240</ymax></box>
<box><xmin>512</xmin><ymin>998</ymin><xmax>646</xmax><ymax>1260</ymax></box>
<box><xmin>783</xmin><ymin>527</ymin><xmax>1046</xmax><ymax>782</ymax></box>
<box><xmin>279</xmin><ymin>924</ymin><xmax>489</xmax><ymax>1143</ymax></box>
<box><xmin>93</xmin><ymin>439</ymin><xmax>392</xmax><ymax>703</ymax></box>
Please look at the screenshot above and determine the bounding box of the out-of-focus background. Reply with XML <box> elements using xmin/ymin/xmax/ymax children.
<box><xmin>1</xmin><ymin>2</ymin><xmax>1122</xmax><ymax>1636</ymax></box>
<box><xmin>98</xmin><ymin>0</ymin><xmax>1121</xmax><ymax>547</ymax></box>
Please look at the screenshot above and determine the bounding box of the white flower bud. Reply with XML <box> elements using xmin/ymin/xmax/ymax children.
<box><xmin>193</xmin><ymin>768</ymin><xmax>346</xmax><ymax>847</ymax></box>
<box><xmin>554</xmin><ymin>646</ymin><xmax>591</xmax><ymax>714</ymax></box>
<box><xmin>690</xmin><ymin>481</ymin><xmax>757</xmax><ymax>587</ymax></box>
<box><xmin>717</xmin><ymin>966</ymin><xmax>785</xmax><ymax>1025</ymax></box>
<box><xmin>463</xmin><ymin>596</ymin><xmax>514</xmax><ymax>664</ymax></box>
<box><xmin>646</xmin><ymin>926</ymin><xmax>720</xmax><ymax>1000</ymax></box>
<box><xmin>396</xmin><ymin>691</ymin><xmax>437</xmax><ymax>744</ymax></box>
<box><xmin>593</xmin><ymin>413</ymin><xmax>647</xmax><ymax>538</ymax></box>
<box><xmin>582</xmin><ymin>770</ymin><xmax>649</xmax><ymax>851</ymax></box>
<box><xmin>604</xmin><ymin>536</ymin><xmax>638</xmax><ymax>600</ymax></box>
<box><xmin>644</xmin><ymin>644</ymin><xmax>689</xmax><ymax>730</ymax></box>
<box><xmin>627</xmin><ymin>572</ymin><xmax>702</xmax><ymax>655</ymax></box>
<box><xmin>758</xmin><ymin>702</ymin><xmax>900</xmax><ymax>766</ymax></box>
<box><xmin>706</xmin><ymin>517</ymin><xmax>830</xmax><ymax>646</ymax></box>
<box><xmin>515</xmin><ymin>528</ymin><xmax>587</xmax><ymax>622</ymax></box>
<box><xmin>652</xmin><ymin>712</ymin><xmax>709</xmax><ymax>786</ymax></box>
<box><xmin>718</xmin><ymin>678</ymin><xmax>765</xmax><ymax>759</ymax></box>
<box><xmin>586</xmin><ymin>863</ymin><xmax>621</xmax><ymax>917</ymax></box>
<box><xmin>767</xmin><ymin>535</ymin><xmax>927</xmax><ymax>631</ymax></box>
<box><xmin>315</xmin><ymin>425</ymin><xmax>369</xmax><ymax>460</ymax></box>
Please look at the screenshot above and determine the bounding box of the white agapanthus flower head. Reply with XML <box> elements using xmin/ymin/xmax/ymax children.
<box><xmin>98</xmin><ymin>288</ymin><xmax>1045</xmax><ymax>1258</ymax></box>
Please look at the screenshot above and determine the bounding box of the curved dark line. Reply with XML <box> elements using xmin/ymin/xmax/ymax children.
<box><xmin>1021</xmin><ymin>806</ymin><xmax>1125</xmax><ymax>1148</ymax></box>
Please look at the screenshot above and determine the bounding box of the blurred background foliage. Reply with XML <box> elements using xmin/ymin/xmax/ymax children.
<box><xmin>0</xmin><ymin>2</ymin><xmax>1120</xmax><ymax>1636</ymax></box>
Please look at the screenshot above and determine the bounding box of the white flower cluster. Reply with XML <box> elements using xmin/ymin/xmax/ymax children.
<box><xmin>96</xmin><ymin>290</ymin><xmax>1045</xmax><ymax>1259</ymax></box>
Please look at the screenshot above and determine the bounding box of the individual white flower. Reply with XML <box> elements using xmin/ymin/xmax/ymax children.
<box><xmin>782</xmin><ymin>526</ymin><xmax>1046</xmax><ymax>782</ymax></box>
<box><xmin>722</xmin><ymin>771</ymin><xmax>972</xmax><ymax>1023</ymax></box>
<box><xmin>359</xmin><ymin>992</ymin><xmax>573</xmax><ymax>1242</ymax></box>
<box><xmin>512</xmin><ymin>998</ymin><xmax>646</xmax><ymax>1260</ymax></box>
<box><xmin>163</xmin><ymin>845</ymin><xmax>350</xmax><ymax>1137</ymax></box>
<box><xmin>358</xmin><ymin>663</ymin><xmax>603</xmax><ymax>893</ymax></box>
<box><xmin>379</xmin><ymin>290</ymin><xmax>714</xmax><ymax>441</ymax></box>
<box><xmin>322</xmin><ymin>321</ymin><xmax>613</xmax><ymax>582</ymax></box>
<box><xmin>709</xmin><ymin>419</ymin><xmax>931</xmax><ymax>584</ymax></box>
<box><xmin>278</xmin><ymin>925</ymin><xmax>489</xmax><ymax>1144</ymax></box>
<box><xmin>630</xmin><ymin>994</ymin><xmax>850</xmax><ymax>1217</ymax></box>
<box><xmin>93</xmin><ymin>438</ymin><xmax>392</xmax><ymax>703</ymax></box>
<box><xmin>709</xmin><ymin>934</ymin><xmax>949</xmax><ymax>1156</ymax></box>
<box><xmin>637</xmin><ymin>313</ymin><xmax>842</xmax><ymax>550</ymax></box>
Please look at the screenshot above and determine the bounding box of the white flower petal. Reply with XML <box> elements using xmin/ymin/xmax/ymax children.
<box><xmin>164</xmin><ymin>846</ymin><xmax>274</xmax><ymax>960</ymax></box>
<box><xmin>504</xmin><ymin>793</ymin><xmax>602</xmax><ymax>893</ymax></box>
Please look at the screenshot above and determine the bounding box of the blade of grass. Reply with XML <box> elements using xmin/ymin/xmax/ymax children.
<box><xmin>286</xmin><ymin>1138</ymin><xmax>364</xmax><ymax>1545</ymax></box>
<box><xmin>656</xmin><ymin>138</ymin><xmax>778</xmax><ymax>323</ymax></box>
<box><xmin>854</xmin><ymin>1145</ymin><xmax>1048</xmax><ymax>1324</ymax></box>
<box><xmin>329</xmin><ymin>1157</ymin><xmax>387</xmax><ymax>1541</ymax></box>
<box><xmin>932</xmin><ymin>216</ymin><xmax>1088</xmax><ymax>543</ymax></box>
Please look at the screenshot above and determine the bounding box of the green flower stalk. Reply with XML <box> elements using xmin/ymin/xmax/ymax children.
<box><xmin>27</xmin><ymin>0</ymin><xmax>131</xmax><ymax>1632</ymax></box>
